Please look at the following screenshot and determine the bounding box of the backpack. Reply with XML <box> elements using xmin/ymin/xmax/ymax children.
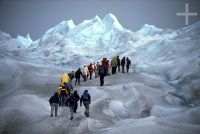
<box><xmin>68</xmin><ymin>94</ymin><xmax>76</xmax><ymax>104</ymax></box>
<box><xmin>61</xmin><ymin>89</ymin><xmax>67</xmax><ymax>95</ymax></box>
<box><xmin>82</xmin><ymin>93</ymin><xmax>89</xmax><ymax>101</ymax></box>
<box><xmin>64</xmin><ymin>82</ymin><xmax>73</xmax><ymax>92</ymax></box>
<box><xmin>99</xmin><ymin>67</ymin><xmax>104</xmax><ymax>75</ymax></box>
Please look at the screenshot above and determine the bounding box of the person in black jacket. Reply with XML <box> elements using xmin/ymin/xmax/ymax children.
<box><xmin>73</xmin><ymin>90</ymin><xmax>80</xmax><ymax>113</ymax></box>
<box><xmin>80</xmin><ymin>90</ymin><xmax>91</xmax><ymax>117</ymax></box>
<box><xmin>121</xmin><ymin>57</ymin><xmax>126</xmax><ymax>73</ymax></box>
<box><xmin>116</xmin><ymin>55</ymin><xmax>121</xmax><ymax>73</ymax></box>
<box><xmin>75</xmin><ymin>68</ymin><xmax>83</xmax><ymax>85</ymax></box>
<box><xmin>66</xmin><ymin>93</ymin><xmax>76</xmax><ymax>120</ymax></box>
<box><xmin>126</xmin><ymin>57</ymin><xmax>131</xmax><ymax>73</ymax></box>
<box><xmin>99</xmin><ymin>65</ymin><xmax>105</xmax><ymax>86</ymax></box>
<box><xmin>49</xmin><ymin>92</ymin><xmax>60</xmax><ymax>117</ymax></box>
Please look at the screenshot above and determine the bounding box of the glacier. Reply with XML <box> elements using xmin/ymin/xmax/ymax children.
<box><xmin>0</xmin><ymin>13</ymin><xmax>200</xmax><ymax>134</ymax></box>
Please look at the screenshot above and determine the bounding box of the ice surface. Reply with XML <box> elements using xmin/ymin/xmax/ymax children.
<box><xmin>0</xmin><ymin>14</ymin><xmax>200</xmax><ymax>134</ymax></box>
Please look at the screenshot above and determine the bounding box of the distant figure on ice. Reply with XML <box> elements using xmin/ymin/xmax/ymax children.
<box><xmin>101</xmin><ymin>58</ymin><xmax>109</xmax><ymax>76</ymax></box>
<box><xmin>80</xmin><ymin>90</ymin><xmax>91</xmax><ymax>117</ymax></box>
<box><xmin>99</xmin><ymin>65</ymin><xmax>105</xmax><ymax>86</ymax></box>
<box><xmin>73</xmin><ymin>90</ymin><xmax>80</xmax><ymax>113</ymax></box>
<box><xmin>116</xmin><ymin>55</ymin><xmax>121</xmax><ymax>73</ymax></box>
<box><xmin>75</xmin><ymin>68</ymin><xmax>83</xmax><ymax>85</ymax></box>
<box><xmin>49</xmin><ymin>92</ymin><xmax>59</xmax><ymax>117</ymax></box>
<box><xmin>95</xmin><ymin>62</ymin><xmax>101</xmax><ymax>77</ymax></box>
<box><xmin>66</xmin><ymin>93</ymin><xmax>76</xmax><ymax>120</ymax></box>
<box><xmin>121</xmin><ymin>57</ymin><xmax>126</xmax><ymax>73</ymax></box>
<box><xmin>111</xmin><ymin>56</ymin><xmax>118</xmax><ymax>75</ymax></box>
<box><xmin>83</xmin><ymin>65</ymin><xmax>89</xmax><ymax>81</ymax></box>
<box><xmin>88</xmin><ymin>63</ymin><xmax>94</xmax><ymax>79</ymax></box>
<box><xmin>126</xmin><ymin>57</ymin><xmax>131</xmax><ymax>73</ymax></box>
<box><xmin>68</xmin><ymin>71</ymin><xmax>75</xmax><ymax>81</ymax></box>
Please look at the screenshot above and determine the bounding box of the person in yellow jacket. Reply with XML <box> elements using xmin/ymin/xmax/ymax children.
<box><xmin>56</xmin><ymin>85</ymin><xmax>62</xmax><ymax>94</ymax></box>
<box><xmin>111</xmin><ymin>57</ymin><xmax>118</xmax><ymax>75</ymax></box>
<box><xmin>60</xmin><ymin>85</ymin><xmax>68</xmax><ymax>106</ymax></box>
<box><xmin>60</xmin><ymin>72</ymin><xmax>70</xmax><ymax>86</ymax></box>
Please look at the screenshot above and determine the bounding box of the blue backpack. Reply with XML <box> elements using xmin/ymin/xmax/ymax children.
<box><xmin>82</xmin><ymin>93</ymin><xmax>89</xmax><ymax>101</ymax></box>
<box><xmin>99</xmin><ymin>66</ymin><xmax>104</xmax><ymax>75</ymax></box>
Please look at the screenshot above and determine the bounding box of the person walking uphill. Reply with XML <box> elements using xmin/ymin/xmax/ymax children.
<box><xmin>121</xmin><ymin>57</ymin><xmax>126</xmax><ymax>73</ymax></box>
<box><xmin>80</xmin><ymin>90</ymin><xmax>91</xmax><ymax>117</ymax></box>
<box><xmin>73</xmin><ymin>90</ymin><xmax>80</xmax><ymax>113</ymax></box>
<box><xmin>83</xmin><ymin>65</ymin><xmax>89</xmax><ymax>81</ymax></box>
<box><xmin>99</xmin><ymin>65</ymin><xmax>105</xmax><ymax>86</ymax></box>
<box><xmin>75</xmin><ymin>68</ymin><xmax>83</xmax><ymax>85</ymax></box>
<box><xmin>60</xmin><ymin>85</ymin><xmax>68</xmax><ymax>106</ymax></box>
<box><xmin>66</xmin><ymin>93</ymin><xmax>77</xmax><ymax>120</ymax></box>
<box><xmin>111</xmin><ymin>56</ymin><xmax>118</xmax><ymax>75</ymax></box>
<box><xmin>116</xmin><ymin>55</ymin><xmax>121</xmax><ymax>73</ymax></box>
<box><xmin>88</xmin><ymin>63</ymin><xmax>94</xmax><ymax>79</ymax></box>
<box><xmin>49</xmin><ymin>92</ymin><xmax>60</xmax><ymax>117</ymax></box>
<box><xmin>126</xmin><ymin>57</ymin><xmax>131</xmax><ymax>73</ymax></box>
<box><xmin>60</xmin><ymin>72</ymin><xmax>70</xmax><ymax>86</ymax></box>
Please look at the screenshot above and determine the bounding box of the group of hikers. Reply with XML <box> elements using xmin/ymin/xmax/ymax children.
<box><xmin>74</xmin><ymin>56</ymin><xmax>131</xmax><ymax>86</ymax></box>
<box><xmin>49</xmin><ymin>55</ymin><xmax>131</xmax><ymax>120</ymax></box>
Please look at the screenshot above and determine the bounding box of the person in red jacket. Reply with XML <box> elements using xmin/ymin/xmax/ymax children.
<box><xmin>88</xmin><ymin>63</ymin><xmax>94</xmax><ymax>79</ymax></box>
<box><xmin>101</xmin><ymin>58</ymin><xmax>109</xmax><ymax>76</ymax></box>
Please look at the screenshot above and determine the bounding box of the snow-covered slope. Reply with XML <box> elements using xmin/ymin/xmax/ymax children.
<box><xmin>19</xmin><ymin>13</ymin><xmax>132</xmax><ymax>67</ymax></box>
<box><xmin>0</xmin><ymin>31</ymin><xmax>23</xmax><ymax>52</ymax></box>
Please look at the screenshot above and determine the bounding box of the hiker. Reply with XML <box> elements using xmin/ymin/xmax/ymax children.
<box><xmin>49</xmin><ymin>92</ymin><xmax>60</xmax><ymax>117</ymax></box>
<box><xmin>95</xmin><ymin>62</ymin><xmax>101</xmax><ymax>77</ymax></box>
<box><xmin>80</xmin><ymin>90</ymin><xmax>91</xmax><ymax>117</ymax></box>
<box><xmin>111</xmin><ymin>56</ymin><xmax>118</xmax><ymax>75</ymax></box>
<box><xmin>93</xmin><ymin>62</ymin><xmax>98</xmax><ymax>78</ymax></box>
<box><xmin>73</xmin><ymin>90</ymin><xmax>80</xmax><ymax>113</ymax></box>
<box><xmin>60</xmin><ymin>85</ymin><xmax>68</xmax><ymax>106</ymax></box>
<box><xmin>88</xmin><ymin>63</ymin><xmax>94</xmax><ymax>79</ymax></box>
<box><xmin>121</xmin><ymin>57</ymin><xmax>126</xmax><ymax>73</ymax></box>
<box><xmin>116</xmin><ymin>55</ymin><xmax>121</xmax><ymax>73</ymax></box>
<box><xmin>99</xmin><ymin>65</ymin><xmax>105</xmax><ymax>86</ymax></box>
<box><xmin>60</xmin><ymin>72</ymin><xmax>70</xmax><ymax>86</ymax></box>
<box><xmin>126</xmin><ymin>57</ymin><xmax>131</xmax><ymax>73</ymax></box>
<box><xmin>83</xmin><ymin>65</ymin><xmax>89</xmax><ymax>81</ymax></box>
<box><xmin>64</xmin><ymin>80</ymin><xmax>73</xmax><ymax>94</ymax></box>
<box><xmin>75</xmin><ymin>68</ymin><xmax>83</xmax><ymax>85</ymax></box>
<box><xmin>68</xmin><ymin>71</ymin><xmax>75</xmax><ymax>81</ymax></box>
<box><xmin>101</xmin><ymin>58</ymin><xmax>109</xmax><ymax>76</ymax></box>
<box><xmin>55</xmin><ymin>84</ymin><xmax>62</xmax><ymax>106</ymax></box>
<box><xmin>56</xmin><ymin>84</ymin><xmax>62</xmax><ymax>94</ymax></box>
<box><xmin>66</xmin><ymin>93</ymin><xmax>76</xmax><ymax>120</ymax></box>
<box><xmin>107</xmin><ymin>60</ymin><xmax>111</xmax><ymax>76</ymax></box>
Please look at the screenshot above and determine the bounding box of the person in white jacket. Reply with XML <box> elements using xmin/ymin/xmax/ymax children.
<box><xmin>83</xmin><ymin>65</ymin><xmax>89</xmax><ymax>81</ymax></box>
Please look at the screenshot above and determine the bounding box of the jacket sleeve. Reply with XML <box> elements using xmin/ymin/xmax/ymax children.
<box><xmin>88</xmin><ymin>94</ymin><xmax>91</xmax><ymax>104</ymax></box>
<box><xmin>80</xmin><ymin>95</ymin><xmax>83</xmax><ymax>105</ymax></box>
<box><xmin>49</xmin><ymin>96</ymin><xmax>52</xmax><ymax>104</ymax></box>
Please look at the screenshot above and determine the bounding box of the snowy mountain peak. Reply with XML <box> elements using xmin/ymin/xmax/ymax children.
<box><xmin>43</xmin><ymin>19</ymin><xmax>76</xmax><ymax>38</ymax></box>
<box><xmin>136</xmin><ymin>24</ymin><xmax>163</xmax><ymax>36</ymax></box>
<box><xmin>17</xmin><ymin>34</ymin><xmax>33</xmax><ymax>48</ymax></box>
<box><xmin>102</xmin><ymin>13</ymin><xmax>123</xmax><ymax>29</ymax></box>
<box><xmin>94</xmin><ymin>15</ymin><xmax>101</xmax><ymax>21</ymax></box>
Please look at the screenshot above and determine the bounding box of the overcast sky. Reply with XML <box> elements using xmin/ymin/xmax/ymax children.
<box><xmin>0</xmin><ymin>0</ymin><xmax>199</xmax><ymax>40</ymax></box>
